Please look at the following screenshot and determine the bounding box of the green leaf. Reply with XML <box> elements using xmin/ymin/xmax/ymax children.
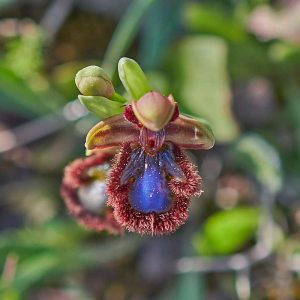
<box><xmin>233</xmin><ymin>134</ymin><xmax>282</xmax><ymax>193</ymax></box>
<box><xmin>0</xmin><ymin>220</ymin><xmax>141</xmax><ymax>293</ymax></box>
<box><xmin>0</xmin><ymin>0</ymin><xmax>19</xmax><ymax>9</ymax></box>
<box><xmin>193</xmin><ymin>207</ymin><xmax>261</xmax><ymax>255</ymax></box>
<box><xmin>0</xmin><ymin>221</ymin><xmax>87</xmax><ymax>259</ymax></box>
<box><xmin>170</xmin><ymin>36</ymin><xmax>239</xmax><ymax>143</ymax></box>
<box><xmin>0</xmin><ymin>65</ymin><xmax>49</xmax><ymax>116</ymax></box>
<box><xmin>175</xmin><ymin>273</ymin><xmax>205</xmax><ymax>300</ymax></box>
<box><xmin>4</xmin><ymin>31</ymin><xmax>43</xmax><ymax>79</ymax></box>
<box><xmin>79</xmin><ymin>95</ymin><xmax>124</xmax><ymax>119</ymax></box>
<box><xmin>146</xmin><ymin>71</ymin><xmax>170</xmax><ymax>95</ymax></box>
<box><xmin>102</xmin><ymin>0</ymin><xmax>157</xmax><ymax>77</ymax></box>
<box><xmin>0</xmin><ymin>288</ymin><xmax>20</xmax><ymax>300</ymax></box>
<box><xmin>52</xmin><ymin>61</ymin><xmax>94</xmax><ymax>99</ymax></box>
<box><xmin>184</xmin><ymin>3</ymin><xmax>247</xmax><ymax>42</ymax></box>
<box><xmin>11</xmin><ymin>252</ymin><xmax>63</xmax><ymax>291</ymax></box>
<box><xmin>139</xmin><ymin>0</ymin><xmax>184</xmax><ymax>69</ymax></box>
<box><xmin>118</xmin><ymin>57</ymin><xmax>152</xmax><ymax>100</ymax></box>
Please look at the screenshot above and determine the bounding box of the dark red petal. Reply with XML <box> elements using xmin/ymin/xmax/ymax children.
<box><xmin>61</xmin><ymin>153</ymin><xmax>123</xmax><ymax>234</ymax></box>
<box><xmin>62</xmin><ymin>152</ymin><xmax>111</xmax><ymax>189</ymax></box>
<box><xmin>165</xmin><ymin>114</ymin><xmax>215</xmax><ymax>150</ymax></box>
<box><xmin>124</xmin><ymin>104</ymin><xmax>142</xmax><ymax>127</ymax></box>
<box><xmin>85</xmin><ymin>114</ymin><xmax>140</xmax><ymax>151</ymax></box>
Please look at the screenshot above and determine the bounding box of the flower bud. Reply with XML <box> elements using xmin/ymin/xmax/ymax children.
<box><xmin>132</xmin><ymin>91</ymin><xmax>176</xmax><ymax>131</ymax></box>
<box><xmin>118</xmin><ymin>57</ymin><xmax>152</xmax><ymax>99</ymax></box>
<box><xmin>75</xmin><ymin>65</ymin><xmax>115</xmax><ymax>98</ymax></box>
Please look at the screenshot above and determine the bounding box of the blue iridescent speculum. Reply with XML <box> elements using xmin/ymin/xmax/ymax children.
<box><xmin>78</xmin><ymin>57</ymin><xmax>215</xmax><ymax>234</ymax></box>
<box><xmin>121</xmin><ymin>143</ymin><xmax>186</xmax><ymax>214</ymax></box>
<box><xmin>128</xmin><ymin>150</ymin><xmax>172</xmax><ymax>213</ymax></box>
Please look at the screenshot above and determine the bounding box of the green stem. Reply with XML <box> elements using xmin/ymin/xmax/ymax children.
<box><xmin>102</xmin><ymin>0</ymin><xmax>157</xmax><ymax>79</ymax></box>
<box><xmin>111</xmin><ymin>92</ymin><xmax>128</xmax><ymax>104</ymax></box>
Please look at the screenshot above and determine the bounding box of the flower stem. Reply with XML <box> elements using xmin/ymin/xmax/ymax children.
<box><xmin>111</xmin><ymin>92</ymin><xmax>128</xmax><ymax>104</ymax></box>
<box><xmin>102</xmin><ymin>0</ymin><xmax>157</xmax><ymax>79</ymax></box>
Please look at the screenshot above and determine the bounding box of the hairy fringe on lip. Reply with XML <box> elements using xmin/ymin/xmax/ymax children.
<box><xmin>107</xmin><ymin>143</ymin><xmax>202</xmax><ymax>235</ymax></box>
<box><xmin>61</xmin><ymin>153</ymin><xmax>123</xmax><ymax>235</ymax></box>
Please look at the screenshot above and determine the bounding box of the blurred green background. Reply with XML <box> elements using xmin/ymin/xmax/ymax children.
<box><xmin>0</xmin><ymin>0</ymin><xmax>300</xmax><ymax>299</ymax></box>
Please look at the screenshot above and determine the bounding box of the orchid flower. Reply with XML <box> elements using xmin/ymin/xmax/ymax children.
<box><xmin>61</xmin><ymin>58</ymin><xmax>215</xmax><ymax>235</ymax></box>
<box><xmin>61</xmin><ymin>152</ymin><xmax>123</xmax><ymax>234</ymax></box>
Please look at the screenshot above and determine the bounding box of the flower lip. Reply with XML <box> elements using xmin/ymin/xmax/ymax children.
<box><xmin>61</xmin><ymin>153</ymin><xmax>123</xmax><ymax>234</ymax></box>
<box><xmin>107</xmin><ymin>143</ymin><xmax>202</xmax><ymax>235</ymax></box>
<box><xmin>132</xmin><ymin>91</ymin><xmax>176</xmax><ymax>131</ymax></box>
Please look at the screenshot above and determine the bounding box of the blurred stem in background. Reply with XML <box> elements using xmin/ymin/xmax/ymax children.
<box><xmin>102</xmin><ymin>0</ymin><xmax>156</xmax><ymax>78</ymax></box>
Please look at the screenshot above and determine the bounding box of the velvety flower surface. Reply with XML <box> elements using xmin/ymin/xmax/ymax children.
<box><xmin>62</xmin><ymin>58</ymin><xmax>215</xmax><ymax>235</ymax></box>
<box><xmin>85</xmin><ymin>91</ymin><xmax>215</xmax><ymax>235</ymax></box>
<box><xmin>107</xmin><ymin>143</ymin><xmax>201</xmax><ymax>234</ymax></box>
<box><xmin>61</xmin><ymin>153</ymin><xmax>123</xmax><ymax>234</ymax></box>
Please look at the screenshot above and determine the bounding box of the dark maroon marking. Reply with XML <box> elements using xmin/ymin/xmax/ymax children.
<box><xmin>170</xmin><ymin>103</ymin><xmax>179</xmax><ymax>122</ymax></box>
<box><xmin>124</xmin><ymin>105</ymin><xmax>142</xmax><ymax>127</ymax></box>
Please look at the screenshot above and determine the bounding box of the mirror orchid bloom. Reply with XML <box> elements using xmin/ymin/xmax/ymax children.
<box><xmin>85</xmin><ymin>91</ymin><xmax>215</xmax><ymax>235</ymax></box>
<box><xmin>61</xmin><ymin>152</ymin><xmax>123</xmax><ymax>235</ymax></box>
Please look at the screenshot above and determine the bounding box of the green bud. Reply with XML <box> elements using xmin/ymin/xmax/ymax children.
<box><xmin>118</xmin><ymin>57</ymin><xmax>152</xmax><ymax>100</ymax></box>
<box><xmin>75</xmin><ymin>65</ymin><xmax>115</xmax><ymax>98</ymax></box>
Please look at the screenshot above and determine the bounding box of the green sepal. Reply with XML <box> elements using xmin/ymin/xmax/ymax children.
<box><xmin>79</xmin><ymin>95</ymin><xmax>124</xmax><ymax>119</ymax></box>
<box><xmin>118</xmin><ymin>57</ymin><xmax>152</xmax><ymax>100</ymax></box>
